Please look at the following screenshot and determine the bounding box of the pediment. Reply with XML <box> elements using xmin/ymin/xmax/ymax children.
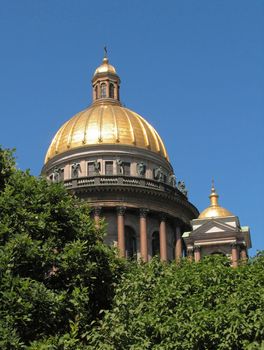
<box><xmin>191</xmin><ymin>219</ymin><xmax>237</xmax><ymax>236</ymax></box>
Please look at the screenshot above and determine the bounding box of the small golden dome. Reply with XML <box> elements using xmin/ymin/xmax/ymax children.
<box><xmin>45</xmin><ymin>101</ymin><xmax>168</xmax><ymax>163</ymax></box>
<box><xmin>198</xmin><ymin>183</ymin><xmax>233</xmax><ymax>219</ymax></box>
<box><xmin>94</xmin><ymin>57</ymin><xmax>117</xmax><ymax>76</ymax></box>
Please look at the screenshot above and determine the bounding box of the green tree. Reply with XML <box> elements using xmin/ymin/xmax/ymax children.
<box><xmin>0</xmin><ymin>147</ymin><xmax>124</xmax><ymax>349</ymax></box>
<box><xmin>0</xmin><ymin>147</ymin><xmax>15</xmax><ymax>191</ymax></box>
<box><xmin>87</xmin><ymin>255</ymin><xmax>264</xmax><ymax>350</ymax></box>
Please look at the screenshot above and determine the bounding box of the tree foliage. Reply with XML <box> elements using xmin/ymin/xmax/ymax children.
<box><xmin>1</xmin><ymin>147</ymin><xmax>264</xmax><ymax>349</ymax></box>
<box><xmin>87</xmin><ymin>255</ymin><xmax>264</xmax><ymax>350</ymax></box>
<box><xmin>0</xmin><ymin>147</ymin><xmax>124</xmax><ymax>349</ymax></box>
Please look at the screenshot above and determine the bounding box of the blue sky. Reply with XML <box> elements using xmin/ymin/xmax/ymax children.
<box><xmin>0</xmin><ymin>0</ymin><xmax>263</xmax><ymax>255</ymax></box>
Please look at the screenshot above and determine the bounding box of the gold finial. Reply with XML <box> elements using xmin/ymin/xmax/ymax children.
<box><xmin>209</xmin><ymin>180</ymin><xmax>219</xmax><ymax>207</ymax></box>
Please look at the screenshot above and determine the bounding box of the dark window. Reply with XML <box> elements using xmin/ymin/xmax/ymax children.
<box><xmin>123</xmin><ymin>162</ymin><xmax>130</xmax><ymax>176</ymax></box>
<box><xmin>152</xmin><ymin>231</ymin><xmax>160</xmax><ymax>257</ymax></box>
<box><xmin>87</xmin><ymin>162</ymin><xmax>95</xmax><ymax>176</ymax></box>
<box><xmin>100</xmin><ymin>83</ymin><xmax>107</xmax><ymax>98</ymax></box>
<box><xmin>105</xmin><ymin>161</ymin><xmax>113</xmax><ymax>175</ymax></box>
<box><xmin>95</xmin><ymin>86</ymin><xmax>98</xmax><ymax>99</ymax></box>
<box><xmin>125</xmin><ymin>226</ymin><xmax>137</xmax><ymax>259</ymax></box>
<box><xmin>109</xmin><ymin>83</ymin><xmax>114</xmax><ymax>98</ymax></box>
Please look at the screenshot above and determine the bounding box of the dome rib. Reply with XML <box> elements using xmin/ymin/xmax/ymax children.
<box><xmin>154</xmin><ymin>128</ymin><xmax>166</xmax><ymax>157</ymax></box>
<box><xmin>133</xmin><ymin>111</ymin><xmax>150</xmax><ymax>148</ymax></box>
<box><xmin>148</xmin><ymin>121</ymin><xmax>161</xmax><ymax>154</ymax></box>
<box><xmin>98</xmin><ymin>106</ymin><xmax>104</xmax><ymax>142</ymax></box>
<box><xmin>110</xmin><ymin>105</ymin><xmax>119</xmax><ymax>142</ymax></box>
<box><xmin>67</xmin><ymin>111</ymin><xmax>85</xmax><ymax>149</ymax></box>
<box><xmin>123</xmin><ymin>108</ymin><xmax>136</xmax><ymax>145</ymax></box>
<box><xmin>83</xmin><ymin>107</ymin><xmax>94</xmax><ymax>144</ymax></box>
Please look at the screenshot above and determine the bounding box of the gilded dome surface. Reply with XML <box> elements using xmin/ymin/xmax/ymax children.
<box><xmin>198</xmin><ymin>206</ymin><xmax>233</xmax><ymax>219</ymax></box>
<box><xmin>198</xmin><ymin>184</ymin><xmax>233</xmax><ymax>219</ymax></box>
<box><xmin>45</xmin><ymin>102</ymin><xmax>168</xmax><ymax>163</ymax></box>
<box><xmin>94</xmin><ymin>57</ymin><xmax>116</xmax><ymax>75</ymax></box>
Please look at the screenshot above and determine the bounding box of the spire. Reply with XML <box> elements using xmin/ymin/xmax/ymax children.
<box><xmin>209</xmin><ymin>180</ymin><xmax>219</xmax><ymax>207</ymax></box>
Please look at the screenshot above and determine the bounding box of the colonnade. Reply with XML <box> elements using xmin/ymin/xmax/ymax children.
<box><xmin>94</xmin><ymin>207</ymin><xmax>248</xmax><ymax>266</ymax></box>
<box><xmin>93</xmin><ymin>206</ymin><xmax>183</xmax><ymax>262</ymax></box>
<box><xmin>187</xmin><ymin>243</ymin><xmax>248</xmax><ymax>267</ymax></box>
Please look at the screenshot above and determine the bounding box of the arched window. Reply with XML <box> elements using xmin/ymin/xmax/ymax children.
<box><xmin>109</xmin><ymin>83</ymin><xmax>115</xmax><ymax>98</ymax></box>
<box><xmin>95</xmin><ymin>85</ymin><xmax>98</xmax><ymax>99</ymax></box>
<box><xmin>100</xmin><ymin>83</ymin><xmax>107</xmax><ymax>98</ymax></box>
<box><xmin>125</xmin><ymin>226</ymin><xmax>137</xmax><ymax>259</ymax></box>
<box><xmin>152</xmin><ymin>231</ymin><xmax>160</xmax><ymax>257</ymax></box>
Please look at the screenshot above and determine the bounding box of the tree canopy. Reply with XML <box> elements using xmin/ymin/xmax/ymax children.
<box><xmin>87</xmin><ymin>255</ymin><xmax>264</xmax><ymax>350</ymax></box>
<box><xmin>0</xmin><ymin>147</ymin><xmax>124</xmax><ymax>349</ymax></box>
<box><xmin>0</xmin><ymin>147</ymin><xmax>263</xmax><ymax>350</ymax></box>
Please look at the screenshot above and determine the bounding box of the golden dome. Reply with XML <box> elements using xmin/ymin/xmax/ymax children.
<box><xmin>94</xmin><ymin>57</ymin><xmax>116</xmax><ymax>76</ymax></box>
<box><xmin>198</xmin><ymin>183</ymin><xmax>233</xmax><ymax>219</ymax></box>
<box><xmin>45</xmin><ymin>101</ymin><xmax>168</xmax><ymax>163</ymax></box>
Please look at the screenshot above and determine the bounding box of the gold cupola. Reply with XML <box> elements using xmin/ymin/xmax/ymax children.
<box><xmin>92</xmin><ymin>49</ymin><xmax>121</xmax><ymax>104</ymax></box>
<box><xmin>44</xmin><ymin>53</ymin><xmax>169</xmax><ymax>164</ymax></box>
<box><xmin>198</xmin><ymin>182</ymin><xmax>234</xmax><ymax>219</ymax></box>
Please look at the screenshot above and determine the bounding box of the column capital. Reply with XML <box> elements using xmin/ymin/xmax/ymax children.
<box><xmin>187</xmin><ymin>246</ymin><xmax>194</xmax><ymax>261</ymax></box>
<box><xmin>139</xmin><ymin>208</ymin><xmax>149</xmax><ymax>218</ymax></box>
<box><xmin>187</xmin><ymin>247</ymin><xmax>194</xmax><ymax>254</ymax></box>
<box><xmin>175</xmin><ymin>225</ymin><xmax>182</xmax><ymax>236</ymax></box>
<box><xmin>116</xmin><ymin>206</ymin><xmax>126</xmax><ymax>215</ymax></box>
<box><xmin>159</xmin><ymin>213</ymin><xmax>167</xmax><ymax>222</ymax></box>
<box><xmin>93</xmin><ymin>206</ymin><xmax>102</xmax><ymax>216</ymax></box>
<box><xmin>240</xmin><ymin>242</ymin><xmax>247</xmax><ymax>249</ymax></box>
<box><xmin>174</xmin><ymin>218</ymin><xmax>183</xmax><ymax>227</ymax></box>
<box><xmin>194</xmin><ymin>245</ymin><xmax>201</xmax><ymax>252</ymax></box>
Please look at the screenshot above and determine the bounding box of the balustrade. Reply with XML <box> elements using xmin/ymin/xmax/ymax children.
<box><xmin>63</xmin><ymin>175</ymin><xmax>179</xmax><ymax>196</ymax></box>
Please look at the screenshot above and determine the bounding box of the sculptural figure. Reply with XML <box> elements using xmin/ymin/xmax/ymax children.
<box><xmin>94</xmin><ymin>160</ymin><xmax>101</xmax><ymax>174</ymax></box>
<box><xmin>52</xmin><ymin>168</ymin><xmax>60</xmax><ymax>182</ymax></box>
<box><xmin>137</xmin><ymin>162</ymin><xmax>146</xmax><ymax>176</ymax></box>
<box><xmin>177</xmin><ymin>180</ymin><xmax>188</xmax><ymax>197</ymax></box>
<box><xmin>71</xmin><ymin>162</ymin><xmax>80</xmax><ymax>179</ymax></box>
<box><xmin>154</xmin><ymin>166</ymin><xmax>164</xmax><ymax>182</ymax></box>
<box><xmin>169</xmin><ymin>174</ymin><xmax>177</xmax><ymax>188</ymax></box>
<box><xmin>116</xmin><ymin>158</ymin><xmax>124</xmax><ymax>175</ymax></box>
<box><xmin>53</xmin><ymin>167</ymin><xmax>62</xmax><ymax>182</ymax></box>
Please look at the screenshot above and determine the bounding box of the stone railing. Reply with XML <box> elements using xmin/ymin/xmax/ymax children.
<box><xmin>63</xmin><ymin>175</ymin><xmax>185</xmax><ymax>197</ymax></box>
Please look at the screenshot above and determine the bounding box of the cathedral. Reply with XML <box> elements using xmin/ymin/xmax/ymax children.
<box><xmin>42</xmin><ymin>54</ymin><xmax>251</xmax><ymax>265</ymax></box>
